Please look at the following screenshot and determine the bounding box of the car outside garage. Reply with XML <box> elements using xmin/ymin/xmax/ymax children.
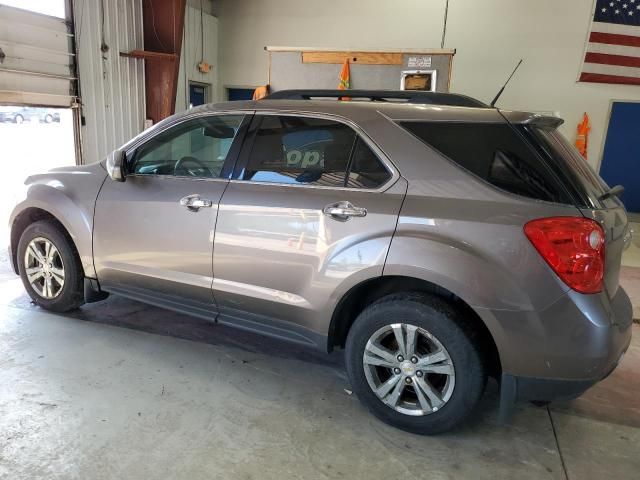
<box><xmin>1</xmin><ymin>1</ymin><xmax>639</xmax><ymax>479</ymax></box>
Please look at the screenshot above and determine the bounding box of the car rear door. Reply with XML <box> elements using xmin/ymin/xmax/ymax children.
<box><xmin>93</xmin><ymin>113</ymin><xmax>250</xmax><ymax>313</ymax></box>
<box><xmin>211</xmin><ymin>113</ymin><xmax>406</xmax><ymax>347</ymax></box>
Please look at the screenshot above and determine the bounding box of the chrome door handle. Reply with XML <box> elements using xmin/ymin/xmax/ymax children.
<box><xmin>323</xmin><ymin>201</ymin><xmax>367</xmax><ymax>221</ymax></box>
<box><xmin>179</xmin><ymin>194</ymin><xmax>213</xmax><ymax>211</ymax></box>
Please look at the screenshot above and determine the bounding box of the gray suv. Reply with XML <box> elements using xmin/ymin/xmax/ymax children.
<box><xmin>8</xmin><ymin>90</ymin><xmax>633</xmax><ymax>434</ymax></box>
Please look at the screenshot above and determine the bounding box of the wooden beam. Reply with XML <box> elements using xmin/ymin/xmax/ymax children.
<box><xmin>120</xmin><ymin>50</ymin><xmax>178</xmax><ymax>61</ymax></box>
<box><xmin>142</xmin><ymin>0</ymin><xmax>186</xmax><ymax>124</ymax></box>
<box><xmin>302</xmin><ymin>51</ymin><xmax>403</xmax><ymax>65</ymax></box>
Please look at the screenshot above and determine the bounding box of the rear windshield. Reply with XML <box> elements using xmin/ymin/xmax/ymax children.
<box><xmin>400</xmin><ymin>121</ymin><xmax>572</xmax><ymax>204</ymax></box>
<box><xmin>524</xmin><ymin>127</ymin><xmax>618</xmax><ymax>209</ymax></box>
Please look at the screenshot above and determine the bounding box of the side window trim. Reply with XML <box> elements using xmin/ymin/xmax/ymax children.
<box><xmin>219</xmin><ymin>114</ymin><xmax>253</xmax><ymax>179</ymax></box>
<box><xmin>232</xmin><ymin>114</ymin><xmax>262</xmax><ymax>180</ymax></box>
<box><xmin>125</xmin><ymin>112</ymin><xmax>253</xmax><ymax>181</ymax></box>
<box><xmin>231</xmin><ymin>112</ymin><xmax>396</xmax><ymax>191</ymax></box>
<box><xmin>342</xmin><ymin>136</ymin><xmax>361</xmax><ymax>187</ymax></box>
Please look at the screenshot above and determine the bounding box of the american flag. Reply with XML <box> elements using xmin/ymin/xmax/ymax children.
<box><xmin>580</xmin><ymin>0</ymin><xmax>640</xmax><ymax>85</ymax></box>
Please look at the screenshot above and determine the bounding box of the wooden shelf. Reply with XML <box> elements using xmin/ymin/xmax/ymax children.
<box><xmin>265</xmin><ymin>46</ymin><xmax>456</xmax><ymax>55</ymax></box>
<box><xmin>119</xmin><ymin>50</ymin><xmax>177</xmax><ymax>61</ymax></box>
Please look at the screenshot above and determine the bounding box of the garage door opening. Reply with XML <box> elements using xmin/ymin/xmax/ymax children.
<box><xmin>0</xmin><ymin>0</ymin><xmax>66</xmax><ymax>18</ymax></box>
<box><xmin>0</xmin><ymin>106</ymin><xmax>76</xmax><ymax>241</ymax></box>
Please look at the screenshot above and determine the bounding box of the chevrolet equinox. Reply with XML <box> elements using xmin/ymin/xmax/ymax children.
<box><xmin>9</xmin><ymin>90</ymin><xmax>633</xmax><ymax>434</ymax></box>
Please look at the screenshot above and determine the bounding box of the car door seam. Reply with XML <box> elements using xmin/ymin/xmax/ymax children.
<box><xmin>210</xmin><ymin>179</ymin><xmax>232</xmax><ymax>321</ymax></box>
<box><xmin>381</xmin><ymin>176</ymin><xmax>409</xmax><ymax>277</ymax></box>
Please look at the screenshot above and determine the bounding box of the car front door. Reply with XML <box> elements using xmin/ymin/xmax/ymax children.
<box><xmin>212</xmin><ymin>113</ymin><xmax>406</xmax><ymax>347</ymax></box>
<box><xmin>94</xmin><ymin>113</ymin><xmax>249</xmax><ymax>313</ymax></box>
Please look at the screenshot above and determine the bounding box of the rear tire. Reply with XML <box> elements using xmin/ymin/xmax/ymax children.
<box><xmin>44</xmin><ymin>114</ymin><xmax>53</xmax><ymax>123</ymax></box>
<box><xmin>17</xmin><ymin>220</ymin><xmax>85</xmax><ymax>312</ymax></box>
<box><xmin>345</xmin><ymin>292</ymin><xmax>487</xmax><ymax>434</ymax></box>
<box><xmin>14</xmin><ymin>114</ymin><xmax>23</xmax><ymax>124</ymax></box>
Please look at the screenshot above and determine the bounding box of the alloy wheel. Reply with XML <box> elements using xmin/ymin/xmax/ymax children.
<box><xmin>23</xmin><ymin>237</ymin><xmax>65</xmax><ymax>299</ymax></box>
<box><xmin>363</xmin><ymin>323</ymin><xmax>455</xmax><ymax>416</ymax></box>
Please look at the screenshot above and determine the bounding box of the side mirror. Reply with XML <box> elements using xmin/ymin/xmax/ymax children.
<box><xmin>106</xmin><ymin>149</ymin><xmax>126</xmax><ymax>182</ymax></box>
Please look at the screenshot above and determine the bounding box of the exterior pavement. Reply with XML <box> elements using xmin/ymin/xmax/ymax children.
<box><xmin>0</xmin><ymin>258</ymin><xmax>638</xmax><ymax>479</ymax></box>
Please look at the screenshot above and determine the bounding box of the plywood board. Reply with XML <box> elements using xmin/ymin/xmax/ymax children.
<box><xmin>302</xmin><ymin>51</ymin><xmax>403</xmax><ymax>65</ymax></box>
<box><xmin>269</xmin><ymin>52</ymin><xmax>452</xmax><ymax>92</ymax></box>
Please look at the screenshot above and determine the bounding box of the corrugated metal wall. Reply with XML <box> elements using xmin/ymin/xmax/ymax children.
<box><xmin>73</xmin><ymin>0</ymin><xmax>145</xmax><ymax>164</ymax></box>
<box><xmin>175</xmin><ymin>6</ymin><xmax>218</xmax><ymax>112</ymax></box>
<box><xmin>0</xmin><ymin>4</ymin><xmax>75</xmax><ymax>106</ymax></box>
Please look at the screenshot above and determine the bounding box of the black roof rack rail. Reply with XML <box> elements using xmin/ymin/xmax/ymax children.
<box><xmin>265</xmin><ymin>89</ymin><xmax>489</xmax><ymax>108</ymax></box>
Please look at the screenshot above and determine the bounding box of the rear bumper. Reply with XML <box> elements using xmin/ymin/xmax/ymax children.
<box><xmin>484</xmin><ymin>286</ymin><xmax>633</xmax><ymax>420</ymax></box>
<box><xmin>500</xmin><ymin>332</ymin><xmax>629</xmax><ymax>407</ymax></box>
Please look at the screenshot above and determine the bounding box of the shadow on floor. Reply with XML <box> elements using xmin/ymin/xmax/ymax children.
<box><xmin>2</xmin><ymin>256</ymin><xmax>638</xmax><ymax>432</ymax></box>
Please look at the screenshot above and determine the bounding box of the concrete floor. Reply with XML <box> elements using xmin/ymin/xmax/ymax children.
<box><xmin>1</xmin><ymin>254</ymin><xmax>639</xmax><ymax>479</ymax></box>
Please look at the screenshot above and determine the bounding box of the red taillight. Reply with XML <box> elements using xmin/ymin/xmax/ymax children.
<box><xmin>524</xmin><ymin>217</ymin><xmax>605</xmax><ymax>294</ymax></box>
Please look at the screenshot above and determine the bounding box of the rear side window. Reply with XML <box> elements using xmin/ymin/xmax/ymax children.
<box><xmin>347</xmin><ymin>138</ymin><xmax>392</xmax><ymax>188</ymax></box>
<box><xmin>401</xmin><ymin>122</ymin><xmax>571</xmax><ymax>204</ymax></box>
<box><xmin>241</xmin><ymin>115</ymin><xmax>391</xmax><ymax>189</ymax></box>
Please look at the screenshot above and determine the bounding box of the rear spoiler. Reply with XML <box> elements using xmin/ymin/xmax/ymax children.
<box><xmin>525</xmin><ymin>115</ymin><xmax>564</xmax><ymax>129</ymax></box>
<box><xmin>500</xmin><ymin>111</ymin><xmax>565</xmax><ymax>129</ymax></box>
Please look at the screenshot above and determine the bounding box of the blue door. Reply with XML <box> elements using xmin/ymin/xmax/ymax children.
<box><xmin>189</xmin><ymin>83</ymin><xmax>207</xmax><ymax>107</ymax></box>
<box><xmin>600</xmin><ymin>102</ymin><xmax>640</xmax><ymax>213</ymax></box>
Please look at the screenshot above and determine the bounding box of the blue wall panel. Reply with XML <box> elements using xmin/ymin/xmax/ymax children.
<box><xmin>600</xmin><ymin>102</ymin><xmax>640</xmax><ymax>213</ymax></box>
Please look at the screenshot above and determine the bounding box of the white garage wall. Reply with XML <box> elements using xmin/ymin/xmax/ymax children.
<box><xmin>73</xmin><ymin>0</ymin><xmax>146</xmax><ymax>164</ymax></box>
<box><xmin>176</xmin><ymin>6</ymin><xmax>219</xmax><ymax>112</ymax></box>
<box><xmin>214</xmin><ymin>0</ymin><xmax>640</xmax><ymax>169</ymax></box>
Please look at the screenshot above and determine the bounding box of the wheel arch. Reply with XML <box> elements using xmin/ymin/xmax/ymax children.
<box><xmin>328</xmin><ymin>275</ymin><xmax>502</xmax><ymax>377</ymax></box>
<box><xmin>10</xmin><ymin>194</ymin><xmax>94</xmax><ymax>278</ymax></box>
<box><xmin>10</xmin><ymin>208</ymin><xmax>76</xmax><ymax>273</ymax></box>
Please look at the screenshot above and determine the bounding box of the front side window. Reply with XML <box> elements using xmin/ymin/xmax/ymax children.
<box><xmin>131</xmin><ymin>115</ymin><xmax>245</xmax><ymax>178</ymax></box>
<box><xmin>241</xmin><ymin>115</ymin><xmax>391</xmax><ymax>189</ymax></box>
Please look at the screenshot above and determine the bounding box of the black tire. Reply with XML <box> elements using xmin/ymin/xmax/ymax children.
<box><xmin>345</xmin><ymin>292</ymin><xmax>487</xmax><ymax>434</ymax></box>
<box><xmin>14</xmin><ymin>114</ymin><xmax>23</xmax><ymax>124</ymax></box>
<box><xmin>17</xmin><ymin>220</ymin><xmax>85</xmax><ymax>312</ymax></box>
<box><xmin>44</xmin><ymin>114</ymin><xmax>53</xmax><ymax>123</ymax></box>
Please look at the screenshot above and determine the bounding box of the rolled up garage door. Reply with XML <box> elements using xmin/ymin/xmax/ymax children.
<box><xmin>0</xmin><ymin>4</ymin><xmax>75</xmax><ymax>107</ymax></box>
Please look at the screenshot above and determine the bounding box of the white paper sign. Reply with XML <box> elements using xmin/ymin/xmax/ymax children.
<box><xmin>407</xmin><ymin>56</ymin><xmax>432</xmax><ymax>68</ymax></box>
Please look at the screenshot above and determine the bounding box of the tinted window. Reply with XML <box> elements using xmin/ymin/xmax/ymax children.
<box><xmin>242</xmin><ymin>116</ymin><xmax>354</xmax><ymax>187</ymax></box>
<box><xmin>402</xmin><ymin>122</ymin><xmax>570</xmax><ymax>203</ymax></box>
<box><xmin>346</xmin><ymin>139</ymin><xmax>392</xmax><ymax>188</ymax></box>
<box><xmin>131</xmin><ymin>115</ymin><xmax>244</xmax><ymax>178</ymax></box>
<box><xmin>527</xmin><ymin>127</ymin><xmax>617</xmax><ymax>209</ymax></box>
<box><xmin>241</xmin><ymin>115</ymin><xmax>390</xmax><ymax>189</ymax></box>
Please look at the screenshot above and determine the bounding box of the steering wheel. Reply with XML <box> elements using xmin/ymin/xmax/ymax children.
<box><xmin>174</xmin><ymin>156</ymin><xmax>213</xmax><ymax>177</ymax></box>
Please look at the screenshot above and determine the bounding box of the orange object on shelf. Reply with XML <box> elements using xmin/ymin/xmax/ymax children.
<box><xmin>338</xmin><ymin>59</ymin><xmax>350</xmax><ymax>90</ymax></box>
<box><xmin>338</xmin><ymin>59</ymin><xmax>350</xmax><ymax>100</ymax></box>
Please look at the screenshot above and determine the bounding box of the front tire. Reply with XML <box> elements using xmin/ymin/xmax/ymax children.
<box><xmin>345</xmin><ymin>293</ymin><xmax>487</xmax><ymax>434</ymax></box>
<box><xmin>17</xmin><ymin>220</ymin><xmax>85</xmax><ymax>312</ymax></box>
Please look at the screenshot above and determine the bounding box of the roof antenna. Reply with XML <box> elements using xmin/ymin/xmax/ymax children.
<box><xmin>490</xmin><ymin>59</ymin><xmax>523</xmax><ymax>108</ymax></box>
